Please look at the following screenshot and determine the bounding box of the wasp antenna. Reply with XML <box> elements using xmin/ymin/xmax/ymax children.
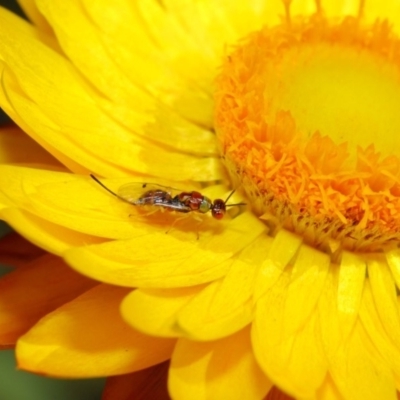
<box><xmin>226</xmin><ymin>202</ymin><xmax>247</xmax><ymax>208</ymax></box>
<box><xmin>90</xmin><ymin>174</ymin><xmax>120</xmax><ymax>198</ymax></box>
<box><xmin>224</xmin><ymin>189</ymin><xmax>236</xmax><ymax>204</ymax></box>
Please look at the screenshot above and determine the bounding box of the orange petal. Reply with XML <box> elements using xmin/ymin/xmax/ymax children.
<box><xmin>17</xmin><ymin>0</ymin><xmax>53</xmax><ymax>34</ymax></box>
<box><xmin>0</xmin><ymin>254</ymin><xmax>96</xmax><ymax>346</ymax></box>
<box><xmin>265</xmin><ymin>386</ymin><xmax>294</xmax><ymax>399</ymax></box>
<box><xmin>169</xmin><ymin>327</ymin><xmax>272</xmax><ymax>400</ymax></box>
<box><xmin>17</xmin><ymin>284</ymin><xmax>176</xmax><ymax>377</ymax></box>
<box><xmin>0</xmin><ymin>231</ymin><xmax>45</xmax><ymax>268</ymax></box>
<box><xmin>0</xmin><ymin>124</ymin><xmax>61</xmax><ymax>167</ymax></box>
<box><xmin>102</xmin><ymin>362</ymin><xmax>170</xmax><ymax>400</ymax></box>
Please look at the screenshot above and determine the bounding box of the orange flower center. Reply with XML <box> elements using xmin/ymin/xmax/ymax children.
<box><xmin>215</xmin><ymin>15</ymin><xmax>400</xmax><ymax>252</ymax></box>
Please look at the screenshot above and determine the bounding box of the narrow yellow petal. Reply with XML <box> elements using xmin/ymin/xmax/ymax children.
<box><xmin>284</xmin><ymin>244</ymin><xmax>330</xmax><ymax>335</ymax></box>
<box><xmin>169</xmin><ymin>328</ymin><xmax>272</xmax><ymax>400</ymax></box>
<box><xmin>368</xmin><ymin>256</ymin><xmax>400</xmax><ymax>351</ymax></box>
<box><xmin>359</xmin><ymin>282</ymin><xmax>400</xmax><ymax>383</ymax></box>
<box><xmin>17</xmin><ymin>285</ymin><xmax>175</xmax><ymax>377</ymax></box>
<box><xmin>318</xmin><ymin>269</ymin><xmax>343</xmax><ymax>360</ymax></box>
<box><xmin>328</xmin><ymin>321</ymin><xmax>396</xmax><ymax>400</ymax></box>
<box><xmin>254</xmin><ymin>230</ymin><xmax>302</xmax><ymax>300</ymax></box>
<box><xmin>386</xmin><ymin>248</ymin><xmax>400</xmax><ymax>291</ymax></box>
<box><xmin>252</xmin><ymin>270</ymin><xmax>327</xmax><ymax>398</ymax></box>
<box><xmin>336</xmin><ymin>251</ymin><xmax>366</xmax><ymax>339</ymax></box>
<box><xmin>121</xmin><ymin>286</ymin><xmax>206</xmax><ymax>338</ymax></box>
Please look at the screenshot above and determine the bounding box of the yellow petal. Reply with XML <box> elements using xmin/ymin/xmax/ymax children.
<box><xmin>252</xmin><ymin>265</ymin><xmax>327</xmax><ymax>398</ymax></box>
<box><xmin>102</xmin><ymin>362</ymin><xmax>170</xmax><ymax>400</ymax></box>
<box><xmin>1</xmin><ymin>208</ymin><xmax>105</xmax><ymax>255</ymax></box>
<box><xmin>121</xmin><ymin>286</ymin><xmax>206</xmax><ymax>338</ymax></box>
<box><xmin>0</xmin><ymin>7</ymin><xmax>220</xmax><ymax>180</ymax></box>
<box><xmin>0</xmin><ymin>254</ymin><xmax>96</xmax><ymax>346</ymax></box>
<box><xmin>17</xmin><ymin>284</ymin><xmax>175</xmax><ymax>377</ymax></box>
<box><xmin>169</xmin><ymin>327</ymin><xmax>272</xmax><ymax>400</ymax></box>
<box><xmin>38</xmin><ymin>0</ymin><xmax>216</xmax><ymax>129</ymax></box>
<box><xmin>385</xmin><ymin>248</ymin><xmax>400</xmax><ymax>296</ymax></box>
<box><xmin>368</xmin><ymin>255</ymin><xmax>400</xmax><ymax>351</ymax></box>
<box><xmin>65</xmin><ymin>212</ymin><xmax>266</xmax><ymax>287</ymax></box>
<box><xmin>39</xmin><ymin>0</ymin><xmax>221</xmax><ymax>156</ymax></box>
<box><xmin>253</xmin><ymin>229</ymin><xmax>302</xmax><ymax>300</ymax></box>
<box><xmin>328</xmin><ymin>321</ymin><xmax>396</xmax><ymax>400</ymax></box>
<box><xmin>0</xmin><ymin>166</ymin><xmax>148</xmax><ymax>239</ymax></box>
<box><xmin>0</xmin><ymin>67</ymin><xmax>118</xmax><ymax>176</ymax></box>
<box><xmin>318</xmin><ymin>268</ymin><xmax>343</xmax><ymax>360</ymax></box>
<box><xmin>359</xmin><ymin>282</ymin><xmax>400</xmax><ymax>383</ymax></box>
<box><xmin>160</xmin><ymin>0</ymin><xmax>284</xmax><ymax>55</ymax></box>
<box><xmin>121</xmin><ymin>237</ymin><xmax>271</xmax><ymax>339</ymax></box>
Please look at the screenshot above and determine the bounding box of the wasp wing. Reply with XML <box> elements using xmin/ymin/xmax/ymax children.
<box><xmin>117</xmin><ymin>182</ymin><xmax>184</xmax><ymax>205</ymax></box>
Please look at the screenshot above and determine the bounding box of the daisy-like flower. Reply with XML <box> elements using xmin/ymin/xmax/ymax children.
<box><xmin>1</xmin><ymin>0</ymin><xmax>400</xmax><ymax>399</ymax></box>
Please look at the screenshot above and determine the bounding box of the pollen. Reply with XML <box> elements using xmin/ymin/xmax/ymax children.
<box><xmin>215</xmin><ymin>14</ymin><xmax>400</xmax><ymax>253</ymax></box>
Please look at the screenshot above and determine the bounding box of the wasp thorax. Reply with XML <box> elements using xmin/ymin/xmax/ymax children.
<box><xmin>199</xmin><ymin>197</ymin><xmax>212</xmax><ymax>214</ymax></box>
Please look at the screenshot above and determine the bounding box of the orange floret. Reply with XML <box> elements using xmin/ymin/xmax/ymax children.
<box><xmin>215</xmin><ymin>15</ymin><xmax>400</xmax><ymax>252</ymax></box>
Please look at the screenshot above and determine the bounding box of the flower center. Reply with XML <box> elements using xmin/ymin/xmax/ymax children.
<box><xmin>215</xmin><ymin>16</ymin><xmax>400</xmax><ymax>253</ymax></box>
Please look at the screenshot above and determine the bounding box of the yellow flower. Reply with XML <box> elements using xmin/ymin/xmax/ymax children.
<box><xmin>1</xmin><ymin>0</ymin><xmax>400</xmax><ymax>399</ymax></box>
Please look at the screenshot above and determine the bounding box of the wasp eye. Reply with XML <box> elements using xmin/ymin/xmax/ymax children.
<box><xmin>212</xmin><ymin>199</ymin><xmax>226</xmax><ymax>219</ymax></box>
<box><xmin>212</xmin><ymin>209</ymin><xmax>225</xmax><ymax>220</ymax></box>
